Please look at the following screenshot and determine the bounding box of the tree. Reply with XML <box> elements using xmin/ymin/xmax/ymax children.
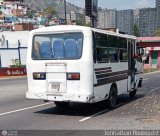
<box><xmin>26</xmin><ymin>9</ymin><xmax>36</xmax><ymax>18</ymax></box>
<box><xmin>133</xmin><ymin>24</ymin><xmax>140</xmax><ymax>37</ymax></box>
<box><xmin>42</xmin><ymin>7</ymin><xmax>56</xmax><ymax>24</ymax></box>
<box><xmin>85</xmin><ymin>22</ymin><xmax>91</xmax><ymax>27</ymax></box>
<box><xmin>154</xmin><ymin>29</ymin><xmax>160</xmax><ymax>36</ymax></box>
<box><xmin>76</xmin><ymin>19</ymin><xmax>86</xmax><ymax>26</ymax></box>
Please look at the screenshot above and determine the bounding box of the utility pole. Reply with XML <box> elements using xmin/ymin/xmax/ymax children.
<box><xmin>85</xmin><ymin>0</ymin><xmax>98</xmax><ymax>28</ymax></box>
<box><xmin>64</xmin><ymin>0</ymin><xmax>67</xmax><ymax>24</ymax></box>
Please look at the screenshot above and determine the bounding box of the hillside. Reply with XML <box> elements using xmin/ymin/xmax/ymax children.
<box><xmin>24</xmin><ymin>0</ymin><xmax>83</xmax><ymax>14</ymax></box>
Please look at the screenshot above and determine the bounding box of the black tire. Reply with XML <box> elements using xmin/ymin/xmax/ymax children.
<box><xmin>129</xmin><ymin>89</ymin><xmax>137</xmax><ymax>99</ymax></box>
<box><xmin>107</xmin><ymin>85</ymin><xmax>118</xmax><ymax>109</ymax></box>
<box><xmin>54</xmin><ymin>101</ymin><xmax>70</xmax><ymax>108</ymax></box>
<box><xmin>138</xmin><ymin>79</ymin><xmax>143</xmax><ymax>88</ymax></box>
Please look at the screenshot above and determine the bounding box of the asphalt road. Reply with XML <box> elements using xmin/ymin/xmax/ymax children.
<box><xmin>0</xmin><ymin>73</ymin><xmax>160</xmax><ymax>135</ymax></box>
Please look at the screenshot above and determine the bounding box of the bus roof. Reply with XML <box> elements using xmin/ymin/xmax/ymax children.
<box><xmin>30</xmin><ymin>25</ymin><xmax>137</xmax><ymax>40</ymax></box>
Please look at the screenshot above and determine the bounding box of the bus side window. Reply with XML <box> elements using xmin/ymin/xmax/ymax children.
<box><xmin>65</xmin><ymin>39</ymin><xmax>78</xmax><ymax>58</ymax></box>
<box><xmin>40</xmin><ymin>41</ymin><xmax>52</xmax><ymax>58</ymax></box>
<box><xmin>119</xmin><ymin>49</ymin><xmax>127</xmax><ymax>62</ymax></box>
<box><xmin>96</xmin><ymin>47</ymin><xmax>108</xmax><ymax>63</ymax></box>
<box><xmin>93</xmin><ymin>32</ymin><xmax>108</xmax><ymax>63</ymax></box>
<box><xmin>52</xmin><ymin>39</ymin><xmax>65</xmax><ymax>59</ymax></box>
<box><xmin>96</xmin><ymin>48</ymin><xmax>102</xmax><ymax>62</ymax></box>
<box><xmin>109</xmin><ymin>48</ymin><xmax>119</xmax><ymax>62</ymax></box>
<box><xmin>114</xmin><ymin>53</ymin><xmax>118</xmax><ymax>61</ymax></box>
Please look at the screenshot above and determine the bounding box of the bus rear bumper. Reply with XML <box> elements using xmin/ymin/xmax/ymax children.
<box><xmin>26</xmin><ymin>91</ymin><xmax>95</xmax><ymax>103</ymax></box>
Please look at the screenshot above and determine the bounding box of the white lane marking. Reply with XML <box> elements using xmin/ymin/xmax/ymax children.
<box><xmin>79</xmin><ymin>117</ymin><xmax>92</xmax><ymax>122</ymax></box>
<box><xmin>79</xmin><ymin>109</ymin><xmax>109</xmax><ymax>122</ymax></box>
<box><xmin>143</xmin><ymin>78</ymin><xmax>150</xmax><ymax>81</ymax></box>
<box><xmin>150</xmin><ymin>87</ymin><xmax>160</xmax><ymax>92</ymax></box>
<box><xmin>0</xmin><ymin>102</ymin><xmax>53</xmax><ymax>116</ymax></box>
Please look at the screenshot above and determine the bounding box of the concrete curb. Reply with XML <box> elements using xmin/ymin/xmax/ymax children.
<box><xmin>0</xmin><ymin>76</ymin><xmax>27</xmax><ymax>80</ymax></box>
<box><xmin>144</xmin><ymin>70</ymin><xmax>160</xmax><ymax>75</ymax></box>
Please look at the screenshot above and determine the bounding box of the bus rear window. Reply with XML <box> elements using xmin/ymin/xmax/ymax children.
<box><xmin>32</xmin><ymin>33</ymin><xmax>83</xmax><ymax>60</ymax></box>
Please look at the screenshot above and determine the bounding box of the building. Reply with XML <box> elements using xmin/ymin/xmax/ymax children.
<box><xmin>0</xmin><ymin>0</ymin><xmax>36</xmax><ymax>31</ymax></box>
<box><xmin>96</xmin><ymin>0</ymin><xmax>160</xmax><ymax>36</ymax></box>
<box><xmin>133</xmin><ymin>9</ymin><xmax>139</xmax><ymax>26</ymax></box>
<box><xmin>66</xmin><ymin>11</ymin><xmax>77</xmax><ymax>24</ymax></box>
<box><xmin>116</xmin><ymin>9</ymin><xmax>133</xmax><ymax>35</ymax></box>
<box><xmin>97</xmin><ymin>9</ymin><xmax>116</xmax><ymax>29</ymax></box>
<box><xmin>139</xmin><ymin>8</ymin><xmax>157</xmax><ymax>37</ymax></box>
<box><xmin>66</xmin><ymin>10</ymin><xmax>85</xmax><ymax>25</ymax></box>
<box><xmin>2</xmin><ymin>1</ymin><xmax>27</xmax><ymax>16</ymax></box>
<box><xmin>0</xmin><ymin>2</ymin><xmax>5</xmax><ymax>30</ymax></box>
<box><xmin>138</xmin><ymin>37</ymin><xmax>160</xmax><ymax>70</ymax></box>
<box><xmin>156</xmin><ymin>0</ymin><xmax>160</xmax><ymax>29</ymax></box>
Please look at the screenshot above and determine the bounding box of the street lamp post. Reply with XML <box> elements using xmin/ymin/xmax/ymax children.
<box><xmin>64</xmin><ymin>0</ymin><xmax>67</xmax><ymax>24</ymax></box>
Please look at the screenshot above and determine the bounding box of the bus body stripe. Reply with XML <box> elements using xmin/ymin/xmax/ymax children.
<box><xmin>94</xmin><ymin>68</ymin><xmax>128</xmax><ymax>87</ymax></box>
<box><xmin>96</xmin><ymin>70</ymin><xmax>128</xmax><ymax>79</ymax></box>
<box><xmin>95</xmin><ymin>69</ymin><xmax>112</xmax><ymax>74</ymax></box>
<box><xmin>95</xmin><ymin>67</ymin><xmax>111</xmax><ymax>72</ymax></box>
<box><xmin>136</xmin><ymin>71</ymin><xmax>143</xmax><ymax>75</ymax></box>
<box><xmin>94</xmin><ymin>74</ymin><xmax>128</xmax><ymax>87</ymax></box>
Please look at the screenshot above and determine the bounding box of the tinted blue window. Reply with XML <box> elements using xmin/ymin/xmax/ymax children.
<box><xmin>33</xmin><ymin>32</ymin><xmax>83</xmax><ymax>60</ymax></box>
<box><xmin>65</xmin><ymin>39</ymin><xmax>78</xmax><ymax>58</ymax></box>
<box><xmin>52</xmin><ymin>40</ymin><xmax>65</xmax><ymax>59</ymax></box>
<box><xmin>40</xmin><ymin>41</ymin><xmax>52</xmax><ymax>58</ymax></box>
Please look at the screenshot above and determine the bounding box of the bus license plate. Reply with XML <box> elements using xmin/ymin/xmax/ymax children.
<box><xmin>51</xmin><ymin>82</ymin><xmax>60</xmax><ymax>90</ymax></box>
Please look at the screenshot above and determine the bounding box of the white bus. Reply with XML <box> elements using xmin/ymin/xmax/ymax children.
<box><xmin>26</xmin><ymin>25</ymin><xmax>143</xmax><ymax>108</ymax></box>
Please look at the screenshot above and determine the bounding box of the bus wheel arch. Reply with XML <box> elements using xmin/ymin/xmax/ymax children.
<box><xmin>106</xmin><ymin>83</ymin><xmax>118</xmax><ymax>109</ymax></box>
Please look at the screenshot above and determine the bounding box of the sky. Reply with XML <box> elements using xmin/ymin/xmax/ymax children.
<box><xmin>66</xmin><ymin>0</ymin><xmax>155</xmax><ymax>10</ymax></box>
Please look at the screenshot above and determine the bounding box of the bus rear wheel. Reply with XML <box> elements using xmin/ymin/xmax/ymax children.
<box><xmin>107</xmin><ymin>85</ymin><xmax>118</xmax><ymax>109</ymax></box>
<box><xmin>54</xmin><ymin>101</ymin><xmax>70</xmax><ymax>108</ymax></box>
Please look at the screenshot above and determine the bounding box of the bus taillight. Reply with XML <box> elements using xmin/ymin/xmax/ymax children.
<box><xmin>33</xmin><ymin>73</ymin><xmax>46</xmax><ymax>80</ymax></box>
<box><xmin>67</xmin><ymin>73</ymin><xmax>80</xmax><ymax>80</ymax></box>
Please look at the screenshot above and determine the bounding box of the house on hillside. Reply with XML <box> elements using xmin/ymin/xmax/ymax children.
<box><xmin>0</xmin><ymin>0</ymin><xmax>36</xmax><ymax>31</ymax></box>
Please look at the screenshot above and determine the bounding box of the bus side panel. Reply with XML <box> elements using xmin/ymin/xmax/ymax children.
<box><xmin>94</xmin><ymin>63</ymin><xmax>128</xmax><ymax>102</ymax></box>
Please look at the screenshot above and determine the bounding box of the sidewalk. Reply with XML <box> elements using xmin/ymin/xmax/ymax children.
<box><xmin>144</xmin><ymin>70</ymin><xmax>160</xmax><ymax>75</ymax></box>
<box><xmin>0</xmin><ymin>75</ymin><xmax>27</xmax><ymax>80</ymax></box>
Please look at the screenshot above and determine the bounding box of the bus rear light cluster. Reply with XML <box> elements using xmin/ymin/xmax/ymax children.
<box><xmin>33</xmin><ymin>73</ymin><xmax>46</xmax><ymax>80</ymax></box>
<box><xmin>67</xmin><ymin>73</ymin><xmax>80</xmax><ymax>80</ymax></box>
